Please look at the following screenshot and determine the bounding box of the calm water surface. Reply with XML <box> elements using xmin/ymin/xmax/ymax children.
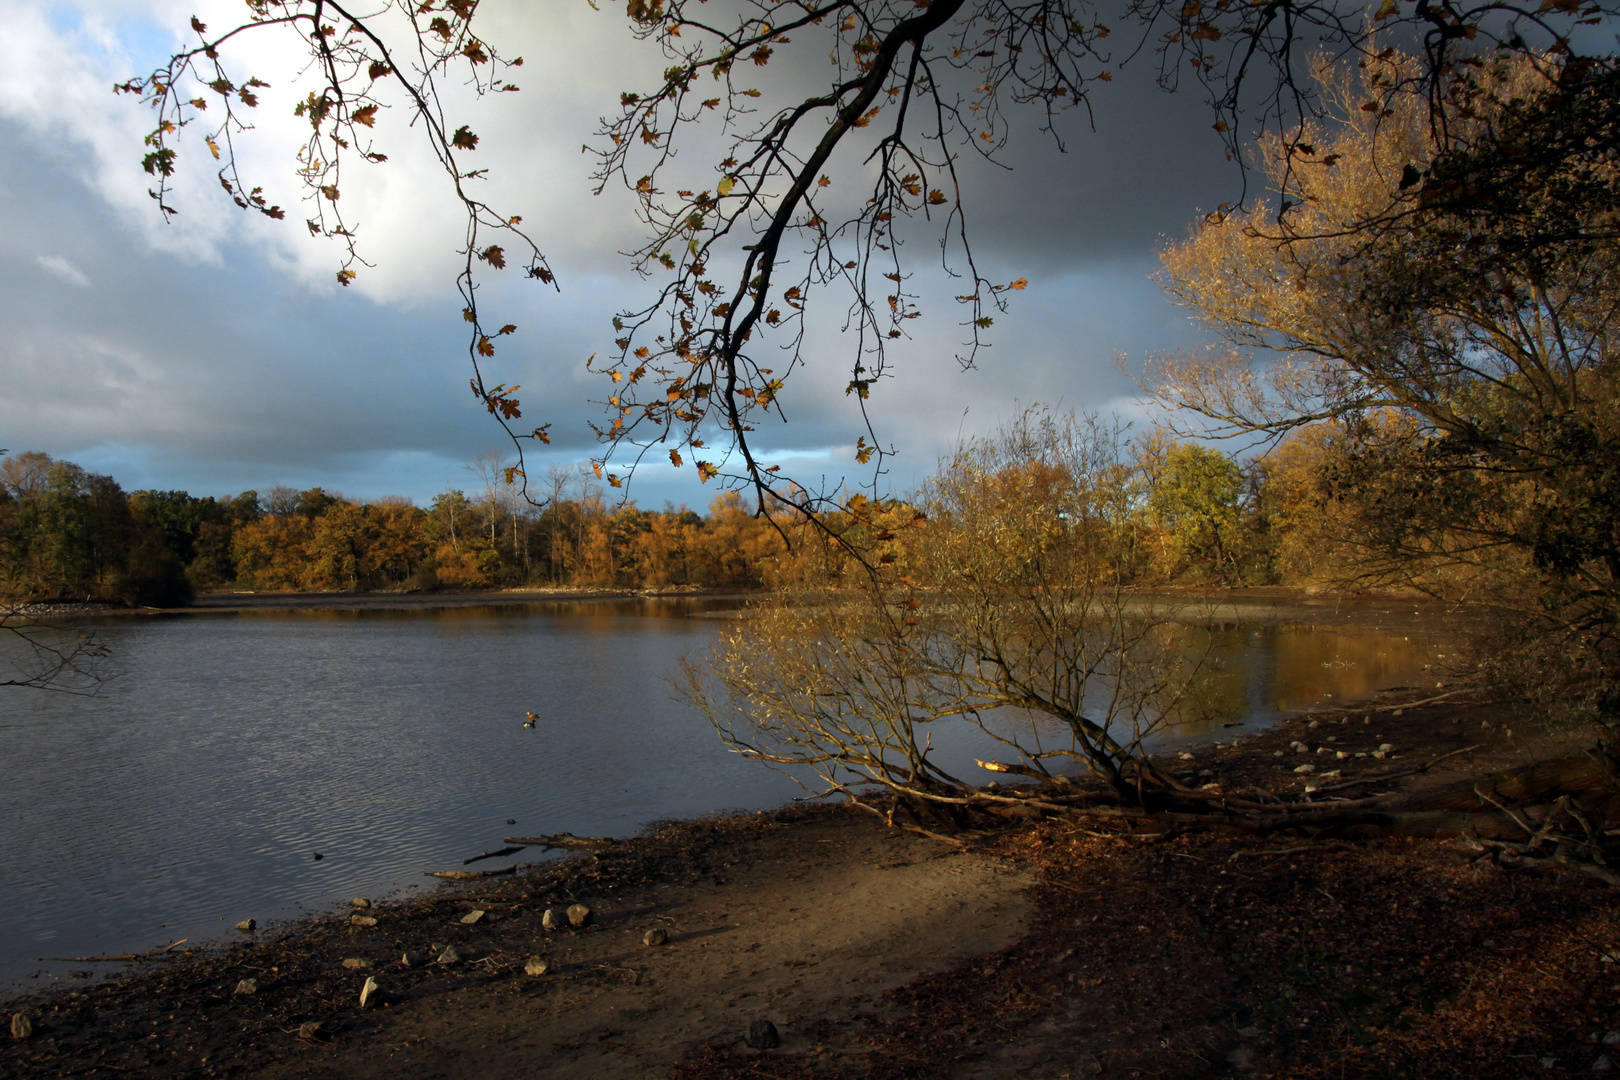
<box><xmin>0</xmin><ymin>596</ymin><xmax>1457</xmax><ymax>990</ymax></box>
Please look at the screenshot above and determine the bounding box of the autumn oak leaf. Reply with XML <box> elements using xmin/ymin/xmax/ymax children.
<box><xmin>452</xmin><ymin>125</ymin><xmax>479</xmax><ymax>150</ymax></box>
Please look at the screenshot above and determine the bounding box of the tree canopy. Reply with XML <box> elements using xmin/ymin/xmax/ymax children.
<box><xmin>119</xmin><ymin>0</ymin><xmax>1620</xmax><ymax>512</ymax></box>
<box><xmin>1153</xmin><ymin>50</ymin><xmax>1620</xmax><ymax>721</ymax></box>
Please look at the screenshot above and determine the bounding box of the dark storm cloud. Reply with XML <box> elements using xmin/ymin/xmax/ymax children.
<box><xmin>0</xmin><ymin>0</ymin><xmax>1235</xmax><ymax>505</ymax></box>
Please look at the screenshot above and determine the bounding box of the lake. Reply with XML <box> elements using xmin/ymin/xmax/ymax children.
<box><xmin>0</xmin><ymin>594</ymin><xmax>1457</xmax><ymax>991</ymax></box>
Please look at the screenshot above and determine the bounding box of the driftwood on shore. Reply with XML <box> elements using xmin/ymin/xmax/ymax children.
<box><xmin>504</xmin><ymin>833</ymin><xmax>618</xmax><ymax>851</ymax></box>
<box><xmin>463</xmin><ymin>845</ymin><xmax>525</xmax><ymax>865</ymax></box>
<box><xmin>50</xmin><ymin>939</ymin><xmax>189</xmax><ymax>963</ymax></box>
<box><xmin>934</xmin><ymin>743</ymin><xmax>1620</xmax><ymax>861</ymax></box>
<box><xmin>425</xmin><ymin>866</ymin><xmax>518</xmax><ymax>881</ymax></box>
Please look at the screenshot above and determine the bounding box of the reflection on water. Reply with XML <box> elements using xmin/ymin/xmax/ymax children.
<box><xmin>1171</xmin><ymin>622</ymin><xmax>1446</xmax><ymax>737</ymax></box>
<box><xmin>0</xmin><ymin>597</ymin><xmax>1456</xmax><ymax>992</ymax></box>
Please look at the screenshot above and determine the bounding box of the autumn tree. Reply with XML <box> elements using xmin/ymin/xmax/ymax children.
<box><xmin>684</xmin><ymin>411</ymin><xmax>1211</xmax><ymax>829</ymax></box>
<box><xmin>1152</xmin><ymin>51</ymin><xmax>1620</xmax><ymax>723</ymax></box>
<box><xmin>119</xmin><ymin>0</ymin><xmax>1618</xmax><ymax>516</ymax></box>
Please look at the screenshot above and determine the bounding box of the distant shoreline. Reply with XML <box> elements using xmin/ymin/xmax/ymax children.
<box><xmin>17</xmin><ymin>587</ymin><xmax>764</xmax><ymax>618</ymax></box>
<box><xmin>17</xmin><ymin>585</ymin><xmax>1478</xmax><ymax>629</ymax></box>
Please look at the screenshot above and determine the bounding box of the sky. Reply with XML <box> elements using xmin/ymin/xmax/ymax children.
<box><xmin>0</xmin><ymin>0</ymin><xmax>1238</xmax><ymax>509</ymax></box>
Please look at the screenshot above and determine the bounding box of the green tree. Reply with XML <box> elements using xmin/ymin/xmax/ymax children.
<box><xmin>1143</xmin><ymin>442</ymin><xmax>1245</xmax><ymax>581</ymax></box>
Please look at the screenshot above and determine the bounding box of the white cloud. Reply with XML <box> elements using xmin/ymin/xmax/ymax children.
<box><xmin>37</xmin><ymin>255</ymin><xmax>91</xmax><ymax>287</ymax></box>
<box><xmin>0</xmin><ymin>0</ymin><xmax>1231</xmax><ymax>506</ymax></box>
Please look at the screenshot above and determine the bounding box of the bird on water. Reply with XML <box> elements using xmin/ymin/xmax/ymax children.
<box><xmin>523</xmin><ymin>711</ymin><xmax>538</xmax><ymax>728</ymax></box>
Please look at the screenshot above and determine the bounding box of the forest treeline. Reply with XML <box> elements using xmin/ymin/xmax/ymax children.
<box><xmin>0</xmin><ymin>429</ymin><xmax>1365</xmax><ymax>606</ymax></box>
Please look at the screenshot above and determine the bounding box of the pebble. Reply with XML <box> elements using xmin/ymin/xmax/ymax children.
<box><xmin>1379</xmin><ymin>743</ymin><xmax>1394</xmax><ymax>752</ymax></box>
<box><xmin>525</xmin><ymin>956</ymin><xmax>550</xmax><ymax>976</ymax></box>
<box><xmin>359</xmin><ymin>976</ymin><xmax>382</xmax><ymax>1009</ymax></box>
<box><xmin>352</xmin><ymin>898</ymin><xmax>371</xmax><ymax>909</ymax></box>
<box><xmin>437</xmin><ymin>945</ymin><xmax>463</xmax><ymax>965</ymax></box>
<box><xmin>567</xmin><ymin>903</ymin><xmax>593</xmax><ymax>928</ymax></box>
<box><xmin>1372</xmin><ymin>750</ymin><xmax>1387</xmax><ymax>760</ymax></box>
<box><xmin>234</xmin><ymin>978</ymin><xmax>258</xmax><ymax>996</ymax></box>
<box><xmin>1336</xmin><ymin>751</ymin><xmax>1348</xmax><ymax>759</ymax></box>
<box><xmin>342</xmin><ymin>958</ymin><xmax>374</xmax><ymax>970</ymax></box>
<box><xmin>351</xmin><ymin>915</ymin><xmax>378</xmax><ymax>928</ymax></box>
<box><xmin>460</xmin><ymin>909</ymin><xmax>486</xmax><ymax>925</ymax></box>
<box><xmin>1272</xmin><ymin>750</ymin><xmax>1284</xmax><ymax>757</ymax></box>
<box><xmin>643</xmin><ymin>927</ymin><xmax>669</xmax><ymax>947</ymax></box>
<box><xmin>542</xmin><ymin>908</ymin><xmax>563</xmax><ymax>931</ymax></box>
<box><xmin>401</xmin><ymin>952</ymin><xmax>422</xmax><ymax>968</ymax></box>
<box><xmin>1605</xmin><ymin>1032</ymin><xmax>1620</xmax><ymax>1046</ymax></box>
<box><xmin>10</xmin><ymin>1012</ymin><xmax>33</xmax><ymax>1040</ymax></box>
<box><xmin>296</xmin><ymin>1021</ymin><xmax>331</xmax><ymax>1042</ymax></box>
<box><xmin>746</xmin><ymin>1018</ymin><xmax>781</xmax><ymax>1050</ymax></box>
<box><xmin>1178</xmin><ymin>752</ymin><xmax>1195</xmax><ymax>761</ymax></box>
<box><xmin>1307</xmin><ymin>720</ymin><xmax>1319</xmax><ymax>729</ymax></box>
<box><xmin>1597</xmin><ymin>1055</ymin><xmax>1616</xmax><ymax>1074</ymax></box>
<box><xmin>1294</xmin><ymin>764</ymin><xmax>1316</xmax><ymax>774</ymax></box>
<box><xmin>235</xmin><ymin>919</ymin><xmax>256</xmax><ymax>933</ymax></box>
<box><xmin>1290</xmin><ymin>741</ymin><xmax>1308</xmax><ymax>753</ymax></box>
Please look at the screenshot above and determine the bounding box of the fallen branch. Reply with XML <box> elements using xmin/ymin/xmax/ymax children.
<box><xmin>425</xmin><ymin>866</ymin><xmax>518</xmax><ymax>880</ymax></box>
<box><xmin>464</xmin><ymin>845</ymin><xmax>525</xmax><ymax>865</ymax></box>
<box><xmin>504</xmin><ymin>833</ymin><xmax>617</xmax><ymax>851</ymax></box>
<box><xmin>1315</xmin><ymin>745</ymin><xmax>1487</xmax><ymax>794</ymax></box>
<box><xmin>50</xmin><ymin>939</ymin><xmax>188</xmax><ymax>962</ymax></box>
<box><xmin>1228</xmin><ymin>843</ymin><xmax>1354</xmax><ymax>862</ymax></box>
<box><xmin>1361</xmin><ymin>688</ymin><xmax>1477</xmax><ymax>713</ymax></box>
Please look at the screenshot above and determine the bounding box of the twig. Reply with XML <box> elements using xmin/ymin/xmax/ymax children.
<box><xmin>1314</xmin><ymin>745</ymin><xmax>1486</xmax><ymax>793</ymax></box>
<box><xmin>1228</xmin><ymin>843</ymin><xmax>1352</xmax><ymax>862</ymax></box>
<box><xmin>1473</xmin><ymin>785</ymin><xmax>1540</xmax><ymax>838</ymax></box>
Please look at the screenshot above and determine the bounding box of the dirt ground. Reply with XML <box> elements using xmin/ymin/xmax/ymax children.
<box><xmin>5</xmin><ymin>691</ymin><xmax>1619</xmax><ymax>1079</ymax></box>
